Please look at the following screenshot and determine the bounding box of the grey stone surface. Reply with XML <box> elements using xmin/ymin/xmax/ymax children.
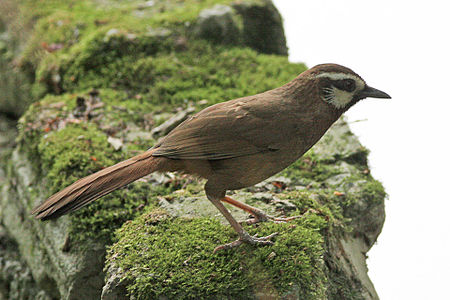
<box><xmin>194</xmin><ymin>0</ymin><xmax>288</xmax><ymax>55</ymax></box>
<box><xmin>101</xmin><ymin>266</ymin><xmax>129</xmax><ymax>300</ymax></box>
<box><xmin>0</xmin><ymin>226</ymin><xmax>52</xmax><ymax>300</ymax></box>
<box><xmin>232</xmin><ymin>0</ymin><xmax>288</xmax><ymax>55</ymax></box>
<box><xmin>0</xmin><ymin>149</ymin><xmax>107</xmax><ymax>300</ymax></box>
<box><xmin>194</xmin><ymin>4</ymin><xmax>240</xmax><ymax>45</ymax></box>
<box><xmin>0</xmin><ymin>2</ymin><xmax>33</xmax><ymax>118</ymax></box>
<box><xmin>150</xmin><ymin>107</ymin><xmax>195</xmax><ymax>138</ymax></box>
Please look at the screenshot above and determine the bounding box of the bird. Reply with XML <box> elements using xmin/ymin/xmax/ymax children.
<box><xmin>31</xmin><ymin>63</ymin><xmax>390</xmax><ymax>252</ymax></box>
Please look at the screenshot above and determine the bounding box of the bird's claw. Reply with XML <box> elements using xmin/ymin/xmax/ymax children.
<box><xmin>213</xmin><ymin>231</ymin><xmax>279</xmax><ymax>253</ymax></box>
<box><xmin>242</xmin><ymin>210</ymin><xmax>303</xmax><ymax>225</ymax></box>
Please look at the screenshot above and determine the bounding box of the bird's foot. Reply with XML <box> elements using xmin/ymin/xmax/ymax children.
<box><xmin>244</xmin><ymin>209</ymin><xmax>303</xmax><ymax>225</ymax></box>
<box><xmin>213</xmin><ymin>231</ymin><xmax>278</xmax><ymax>253</ymax></box>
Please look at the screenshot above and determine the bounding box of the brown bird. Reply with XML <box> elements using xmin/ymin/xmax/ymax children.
<box><xmin>31</xmin><ymin>64</ymin><xmax>390</xmax><ymax>252</ymax></box>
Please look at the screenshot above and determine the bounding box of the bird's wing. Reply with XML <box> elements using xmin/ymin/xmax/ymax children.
<box><xmin>152</xmin><ymin>93</ymin><xmax>293</xmax><ymax>160</ymax></box>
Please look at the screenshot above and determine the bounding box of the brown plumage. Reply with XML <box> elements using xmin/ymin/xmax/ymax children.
<box><xmin>32</xmin><ymin>64</ymin><xmax>390</xmax><ymax>251</ymax></box>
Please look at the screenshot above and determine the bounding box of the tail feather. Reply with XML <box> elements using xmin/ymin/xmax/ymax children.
<box><xmin>31</xmin><ymin>149</ymin><xmax>165</xmax><ymax>220</ymax></box>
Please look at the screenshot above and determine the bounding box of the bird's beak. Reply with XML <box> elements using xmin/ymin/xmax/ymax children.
<box><xmin>358</xmin><ymin>86</ymin><xmax>391</xmax><ymax>99</ymax></box>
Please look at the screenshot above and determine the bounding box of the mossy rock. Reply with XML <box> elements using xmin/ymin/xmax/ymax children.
<box><xmin>105</xmin><ymin>209</ymin><xmax>327</xmax><ymax>299</ymax></box>
<box><xmin>102</xmin><ymin>118</ymin><xmax>385</xmax><ymax>299</ymax></box>
<box><xmin>0</xmin><ymin>1</ymin><xmax>34</xmax><ymax>118</ymax></box>
<box><xmin>0</xmin><ymin>0</ymin><xmax>385</xmax><ymax>299</ymax></box>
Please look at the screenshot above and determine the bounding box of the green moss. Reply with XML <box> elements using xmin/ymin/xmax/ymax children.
<box><xmin>17</xmin><ymin>88</ymin><xmax>161</xmax><ymax>146</ymax></box>
<box><xmin>360</xmin><ymin>179</ymin><xmax>386</xmax><ymax>204</ymax></box>
<box><xmin>340</xmin><ymin>175</ymin><xmax>386</xmax><ymax>226</ymax></box>
<box><xmin>339</xmin><ymin>175</ymin><xmax>386</xmax><ymax>207</ymax></box>
<box><xmin>280</xmin><ymin>150</ymin><xmax>342</xmax><ymax>186</ymax></box>
<box><xmin>37</xmin><ymin>123</ymin><xmax>117</xmax><ymax>193</ymax></box>
<box><xmin>156</xmin><ymin>44</ymin><xmax>304</xmax><ymax>105</ymax></box>
<box><xmin>35</xmin><ymin>37</ymin><xmax>305</xmax><ymax>105</ymax></box>
<box><xmin>16</xmin><ymin>96</ymin><xmax>74</xmax><ymax>168</ymax></box>
<box><xmin>35</xmin><ymin>124</ymin><xmax>119</xmax><ymax>243</ymax></box>
<box><xmin>69</xmin><ymin>182</ymin><xmax>172</xmax><ymax>245</ymax></box>
<box><xmin>277</xmin><ymin>143</ymin><xmax>385</xmax><ymax>234</ymax></box>
<box><xmin>32</xmin><ymin>122</ymin><xmax>176</xmax><ymax>245</ymax></box>
<box><xmin>16</xmin><ymin>89</ymin><xmax>173</xmax><ymax>245</ymax></box>
<box><xmin>107</xmin><ymin>208</ymin><xmax>327</xmax><ymax>299</ymax></box>
<box><xmin>20</xmin><ymin>0</ymin><xmax>237</xmax><ymax>75</ymax></box>
<box><xmin>19</xmin><ymin>0</ymin><xmax>303</xmax><ymax>100</ymax></box>
<box><xmin>280</xmin><ymin>190</ymin><xmax>345</xmax><ymax>227</ymax></box>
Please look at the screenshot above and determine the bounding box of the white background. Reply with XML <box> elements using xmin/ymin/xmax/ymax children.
<box><xmin>273</xmin><ymin>1</ymin><xmax>450</xmax><ymax>299</ymax></box>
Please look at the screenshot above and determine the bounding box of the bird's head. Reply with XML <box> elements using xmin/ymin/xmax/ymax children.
<box><xmin>304</xmin><ymin>64</ymin><xmax>390</xmax><ymax>110</ymax></box>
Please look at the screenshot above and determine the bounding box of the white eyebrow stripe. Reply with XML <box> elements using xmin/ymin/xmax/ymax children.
<box><xmin>316</xmin><ymin>72</ymin><xmax>366</xmax><ymax>93</ymax></box>
<box><xmin>315</xmin><ymin>72</ymin><xmax>361</xmax><ymax>81</ymax></box>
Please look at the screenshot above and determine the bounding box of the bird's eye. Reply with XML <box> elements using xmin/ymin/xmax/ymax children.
<box><xmin>334</xmin><ymin>79</ymin><xmax>355</xmax><ymax>92</ymax></box>
<box><xmin>344</xmin><ymin>79</ymin><xmax>355</xmax><ymax>91</ymax></box>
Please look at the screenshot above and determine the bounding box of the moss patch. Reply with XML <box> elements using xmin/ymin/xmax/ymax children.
<box><xmin>105</xmin><ymin>140</ymin><xmax>384</xmax><ymax>298</ymax></box>
<box><xmin>34</xmin><ymin>123</ymin><xmax>157</xmax><ymax>245</ymax></box>
<box><xmin>16</xmin><ymin>88</ymin><xmax>177</xmax><ymax>245</ymax></box>
<box><xmin>107</xmin><ymin>208</ymin><xmax>327</xmax><ymax>299</ymax></box>
<box><xmin>19</xmin><ymin>0</ymin><xmax>236</xmax><ymax>67</ymax></box>
<box><xmin>37</xmin><ymin>124</ymin><xmax>118</xmax><ymax>193</ymax></box>
<box><xmin>19</xmin><ymin>0</ymin><xmax>299</xmax><ymax>99</ymax></box>
<box><xmin>35</xmin><ymin>37</ymin><xmax>304</xmax><ymax>104</ymax></box>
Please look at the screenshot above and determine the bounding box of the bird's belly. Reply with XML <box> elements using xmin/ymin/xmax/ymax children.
<box><xmin>209</xmin><ymin>149</ymin><xmax>303</xmax><ymax>190</ymax></box>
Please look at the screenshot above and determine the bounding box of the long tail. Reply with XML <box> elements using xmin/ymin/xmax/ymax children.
<box><xmin>31</xmin><ymin>149</ymin><xmax>165</xmax><ymax>220</ymax></box>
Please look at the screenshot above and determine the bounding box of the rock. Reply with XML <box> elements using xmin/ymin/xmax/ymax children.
<box><xmin>151</xmin><ymin>107</ymin><xmax>195</xmax><ymax>138</ymax></box>
<box><xmin>194</xmin><ymin>4</ymin><xmax>240</xmax><ymax>45</ymax></box>
<box><xmin>272</xmin><ymin>197</ymin><xmax>297</xmax><ymax>211</ymax></box>
<box><xmin>137</xmin><ymin>0</ymin><xmax>155</xmax><ymax>10</ymax></box>
<box><xmin>232</xmin><ymin>0</ymin><xmax>288</xmax><ymax>55</ymax></box>
<box><xmin>251</xmin><ymin>192</ymin><xmax>273</xmax><ymax>202</ymax></box>
<box><xmin>107</xmin><ymin>136</ymin><xmax>123</xmax><ymax>150</ymax></box>
<box><xmin>105</xmin><ymin>28</ymin><xmax>136</xmax><ymax>40</ymax></box>
<box><xmin>0</xmin><ymin>116</ymin><xmax>16</xmax><ymax>157</ymax></box>
<box><xmin>313</xmin><ymin>117</ymin><xmax>368</xmax><ymax>164</ymax></box>
<box><xmin>0</xmin><ymin>3</ymin><xmax>33</xmax><ymax>118</ymax></box>
<box><xmin>0</xmin><ymin>226</ymin><xmax>52</xmax><ymax>300</ymax></box>
<box><xmin>194</xmin><ymin>1</ymin><xmax>288</xmax><ymax>55</ymax></box>
<box><xmin>157</xmin><ymin>190</ymin><xmax>276</xmax><ymax>222</ymax></box>
<box><xmin>145</xmin><ymin>27</ymin><xmax>172</xmax><ymax>39</ymax></box>
<box><xmin>101</xmin><ymin>265</ymin><xmax>129</xmax><ymax>300</ymax></box>
<box><xmin>125</xmin><ymin>130</ymin><xmax>153</xmax><ymax>142</ymax></box>
<box><xmin>1</xmin><ymin>149</ymin><xmax>107</xmax><ymax>300</ymax></box>
<box><xmin>324</xmin><ymin>162</ymin><xmax>353</xmax><ymax>186</ymax></box>
<box><xmin>143</xmin><ymin>171</ymin><xmax>175</xmax><ymax>186</ymax></box>
<box><xmin>251</xmin><ymin>175</ymin><xmax>292</xmax><ymax>192</ymax></box>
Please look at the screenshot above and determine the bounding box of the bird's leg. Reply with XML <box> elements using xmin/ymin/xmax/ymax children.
<box><xmin>207</xmin><ymin>195</ymin><xmax>278</xmax><ymax>253</ymax></box>
<box><xmin>221</xmin><ymin>196</ymin><xmax>302</xmax><ymax>225</ymax></box>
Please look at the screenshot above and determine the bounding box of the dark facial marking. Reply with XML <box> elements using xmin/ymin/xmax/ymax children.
<box><xmin>333</xmin><ymin>79</ymin><xmax>356</xmax><ymax>92</ymax></box>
